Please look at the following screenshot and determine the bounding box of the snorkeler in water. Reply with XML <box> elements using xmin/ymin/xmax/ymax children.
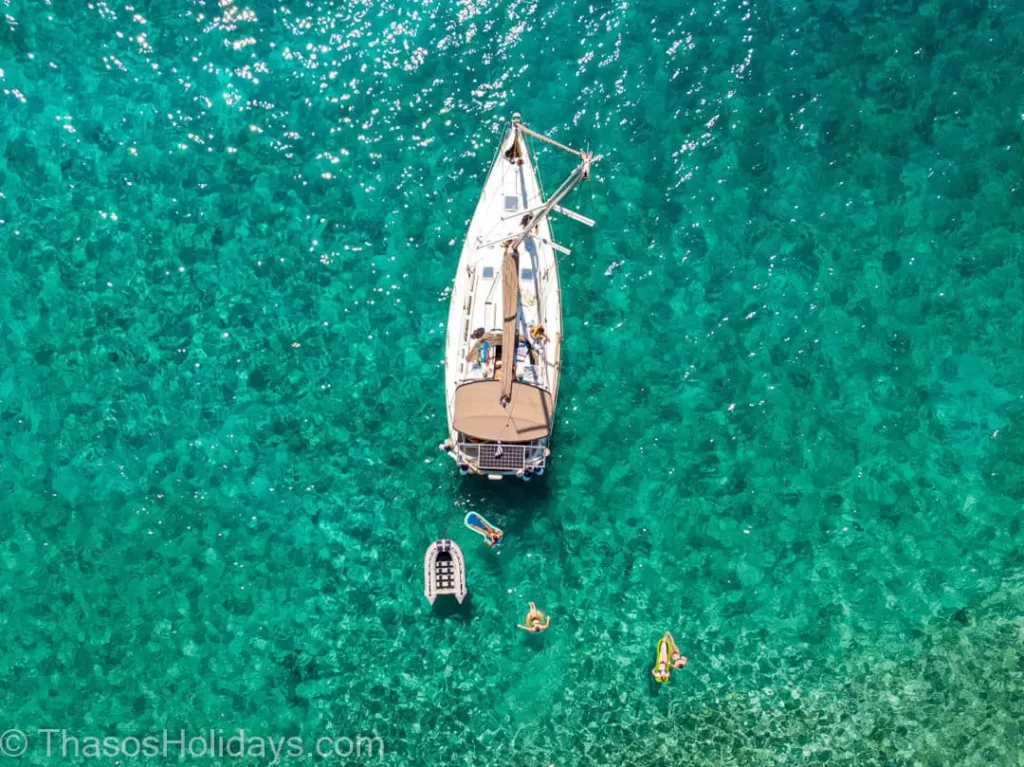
<box><xmin>516</xmin><ymin>601</ymin><xmax>550</xmax><ymax>633</ymax></box>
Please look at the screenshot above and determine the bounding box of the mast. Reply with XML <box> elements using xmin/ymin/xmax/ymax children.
<box><xmin>498</xmin><ymin>117</ymin><xmax>600</xmax><ymax>407</ymax></box>
<box><xmin>507</xmin><ymin>119</ymin><xmax>597</xmax><ymax>253</ymax></box>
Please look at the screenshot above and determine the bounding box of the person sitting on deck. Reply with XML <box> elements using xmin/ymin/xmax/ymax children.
<box><xmin>517</xmin><ymin>602</ymin><xmax>550</xmax><ymax>633</ymax></box>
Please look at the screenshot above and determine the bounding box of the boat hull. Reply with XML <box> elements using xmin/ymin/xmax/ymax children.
<box><xmin>442</xmin><ymin>121</ymin><xmax>562</xmax><ymax>479</ymax></box>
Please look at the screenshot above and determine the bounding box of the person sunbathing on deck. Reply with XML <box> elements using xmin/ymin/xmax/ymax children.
<box><xmin>517</xmin><ymin>602</ymin><xmax>550</xmax><ymax>632</ymax></box>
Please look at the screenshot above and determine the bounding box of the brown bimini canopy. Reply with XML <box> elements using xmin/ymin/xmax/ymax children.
<box><xmin>452</xmin><ymin>381</ymin><xmax>553</xmax><ymax>442</ymax></box>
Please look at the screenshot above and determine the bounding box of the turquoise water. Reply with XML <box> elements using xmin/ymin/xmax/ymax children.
<box><xmin>2</xmin><ymin>0</ymin><xmax>1024</xmax><ymax>764</ymax></box>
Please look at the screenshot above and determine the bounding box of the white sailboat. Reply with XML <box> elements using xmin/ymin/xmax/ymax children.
<box><xmin>441</xmin><ymin>114</ymin><xmax>599</xmax><ymax>480</ymax></box>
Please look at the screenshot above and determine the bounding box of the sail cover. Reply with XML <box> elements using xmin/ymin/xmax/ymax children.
<box><xmin>452</xmin><ymin>381</ymin><xmax>553</xmax><ymax>441</ymax></box>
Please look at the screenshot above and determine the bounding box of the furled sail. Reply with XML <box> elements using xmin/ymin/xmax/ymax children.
<box><xmin>500</xmin><ymin>244</ymin><xmax>519</xmax><ymax>405</ymax></box>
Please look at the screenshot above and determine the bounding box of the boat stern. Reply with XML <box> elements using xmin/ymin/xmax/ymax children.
<box><xmin>440</xmin><ymin>436</ymin><xmax>549</xmax><ymax>480</ymax></box>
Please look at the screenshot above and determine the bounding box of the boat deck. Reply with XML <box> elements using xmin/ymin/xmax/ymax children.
<box><xmin>452</xmin><ymin>160</ymin><xmax>555</xmax><ymax>390</ymax></box>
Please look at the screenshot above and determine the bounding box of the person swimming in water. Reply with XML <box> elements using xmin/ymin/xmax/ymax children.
<box><xmin>516</xmin><ymin>602</ymin><xmax>550</xmax><ymax>632</ymax></box>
